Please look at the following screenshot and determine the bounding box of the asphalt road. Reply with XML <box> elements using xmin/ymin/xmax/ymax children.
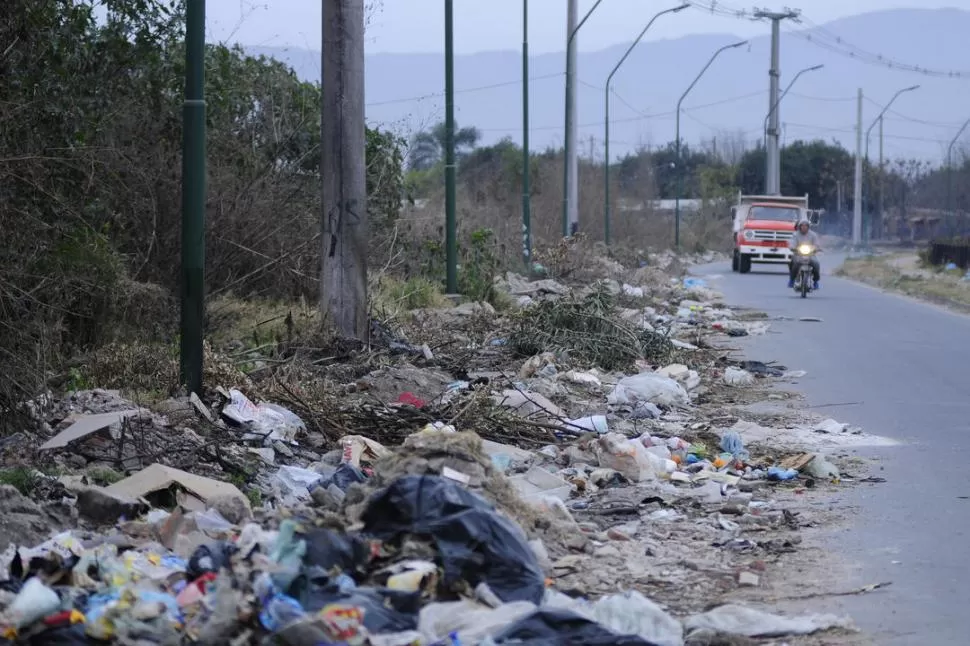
<box><xmin>693</xmin><ymin>254</ymin><xmax>970</xmax><ymax>645</ymax></box>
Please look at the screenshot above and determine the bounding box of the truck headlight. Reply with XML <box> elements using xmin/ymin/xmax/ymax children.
<box><xmin>742</xmin><ymin>230</ymin><xmax>754</xmax><ymax>241</ymax></box>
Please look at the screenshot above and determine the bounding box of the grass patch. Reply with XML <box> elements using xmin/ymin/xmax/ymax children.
<box><xmin>837</xmin><ymin>254</ymin><xmax>970</xmax><ymax>312</ymax></box>
<box><xmin>207</xmin><ymin>294</ymin><xmax>320</xmax><ymax>351</ymax></box>
<box><xmin>86</xmin><ymin>467</ymin><xmax>124</xmax><ymax>486</ymax></box>
<box><xmin>0</xmin><ymin>467</ymin><xmax>40</xmax><ymax>495</ymax></box>
<box><xmin>371</xmin><ymin>276</ymin><xmax>451</xmax><ymax>318</ymax></box>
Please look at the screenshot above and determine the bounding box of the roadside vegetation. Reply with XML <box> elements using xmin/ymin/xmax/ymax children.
<box><xmin>2</xmin><ymin>0</ymin><xmax>964</xmax><ymax>429</ymax></box>
<box><xmin>837</xmin><ymin>252</ymin><xmax>970</xmax><ymax>312</ymax></box>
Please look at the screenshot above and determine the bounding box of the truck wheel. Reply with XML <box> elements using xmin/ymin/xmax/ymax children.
<box><xmin>732</xmin><ymin>250</ymin><xmax>740</xmax><ymax>272</ymax></box>
<box><xmin>739</xmin><ymin>254</ymin><xmax>752</xmax><ymax>274</ymax></box>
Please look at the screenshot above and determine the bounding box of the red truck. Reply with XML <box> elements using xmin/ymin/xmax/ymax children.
<box><xmin>731</xmin><ymin>192</ymin><xmax>817</xmax><ymax>274</ymax></box>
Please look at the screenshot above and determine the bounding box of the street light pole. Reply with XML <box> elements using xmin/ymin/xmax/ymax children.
<box><xmin>864</xmin><ymin>84</ymin><xmax>919</xmax><ymax>243</ymax></box>
<box><xmin>947</xmin><ymin>118</ymin><xmax>970</xmax><ymax>234</ymax></box>
<box><xmin>674</xmin><ymin>40</ymin><xmax>747</xmax><ymax>248</ymax></box>
<box><xmin>180</xmin><ymin>0</ymin><xmax>206</xmax><ymax>395</ymax></box>
<box><xmin>762</xmin><ymin>63</ymin><xmax>823</xmax><ymax>151</ymax></box>
<box><xmin>604</xmin><ymin>3</ymin><xmax>688</xmax><ymax>247</ymax></box>
<box><xmin>522</xmin><ymin>0</ymin><xmax>531</xmax><ymax>269</ymax></box>
<box><xmin>562</xmin><ymin>0</ymin><xmax>607</xmax><ymax>237</ymax></box>
<box><xmin>444</xmin><ymin>0</ymin><xmax>457</xmax><ymax>293</ymax></box>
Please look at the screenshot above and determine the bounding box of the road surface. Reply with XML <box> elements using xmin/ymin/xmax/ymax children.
<box><xmin>693</xmin><ymin>254</ymin><xmax>970</xmax><ymax>645</ymax></box>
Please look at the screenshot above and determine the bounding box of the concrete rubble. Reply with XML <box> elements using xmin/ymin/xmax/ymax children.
<box><xmin>0</xmin><ymin>256</ymin><xmax>877</xmax><ymax>645</ymax></box>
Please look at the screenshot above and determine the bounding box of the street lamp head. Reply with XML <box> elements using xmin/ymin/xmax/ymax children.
<box><xmin>808</xmin><ymin>64</ymin><xmax>824</xmax><ymax>72</ymax></box>
<box><xmin>730</xmin><ymin>40</ymin><xmax>748</xmax><ymax>49</ymax></box>
<box><xmin>673</xmin><ymin>3</ymin><xmax>690</xmax><ymax>12</ymax></box>
<box><xmin>904</xmin><ymin>84</ymin><xmax>920</xmax><ymax>92</ymax></box>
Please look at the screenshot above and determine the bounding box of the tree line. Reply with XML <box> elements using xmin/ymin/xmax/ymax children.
<box><xmin>406</xmin><ymin>121</ymin><xmax>966</xmax><ymax>219</ymax></box>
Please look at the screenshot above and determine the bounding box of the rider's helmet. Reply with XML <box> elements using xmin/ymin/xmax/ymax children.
<box><xmin>796</xmin><ymin>219</ymin><xmax>811</xmax><ymax>233</ymax></box>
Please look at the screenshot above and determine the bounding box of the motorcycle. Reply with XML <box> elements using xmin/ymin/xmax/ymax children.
<box><xmin>792</xmin><ymin>243</ymin><xmax>816</xmax><ymax>298</ymax></box>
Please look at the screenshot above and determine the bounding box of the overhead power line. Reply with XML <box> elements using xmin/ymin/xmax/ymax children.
<box><xmin>477</xmin><ymin>89</ymin><xmax>766</xmax><ymax>133</ymax></box>
<box><xmin>365</xmin><ymin>72</ymin><xmax>563</xmax><ymax>107</ymax></box>
<box><xmin>686</xmin><ymin>0</ymin><xmax>970</xmax><ymax>79</ymax></box>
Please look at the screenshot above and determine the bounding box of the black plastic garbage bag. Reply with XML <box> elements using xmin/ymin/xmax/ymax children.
<box><xmin>302</xmin><ymin>527</ymin><xmax>372</xmax><ymax>575</ymax></box>
<box><xmin>187</xmin><ymin>541</ymin><xmax>238</xmax><ymax>580</ymax></box>
<box><xmin>303</xmin><ymin>585</ymin><xmax>420</xmax><ymax>634</ymax></box>
<box><xmin>321</xmin><ymin>463</ymin><xmax>368</xmax><ymax>492</ymax></box>
<box><xmin>361</xmin><ymin>475</ymin><xmax>545</xmax><ymax>604</ymax></box>
<box><xmin>491</xmin><ymin>608</ymin><xmax>660</xmax><ymax>646</ymax></box>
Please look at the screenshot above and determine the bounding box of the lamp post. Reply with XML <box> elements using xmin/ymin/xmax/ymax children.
<box><xmin>180</xmin><ymin>0</ymin><xmax>206</xmax><ymax>395</ymax></box>
<box><xmin>864</xmin><ymin>84</ymin><xmax>919</xmax><ymax>242</ymax></box>
<box><xmin>947</xmin><ymin>118</ymin><xmax>970</xmax><ymax>235</ymax></box>
<box><xmin>674</xmin><ymin>40</ymin><xmax>747</xmax><ymax>248</ymax></box>
<box><xmin>762</xmin><ymin>64</ymin><xmax>823</xmax><ymax>149</ymax></box>
<box><xmin>522</xmin><ymin>0</ymin><xmax>531</xmax><ymax>269</ymax></box>
<box><xmin>604</xmin><ymin>3</ymin><xmax>688</xmax><ymax>247</ymax></box>
<box><xmin>444</xmin><ymin>0</ymin><xmax>458</xmax><ymax>293</ymax></box>
<box><xmin>562</xmin><ymin>0</ymin><xmax>607</xmax><ymax>237</ymax></box>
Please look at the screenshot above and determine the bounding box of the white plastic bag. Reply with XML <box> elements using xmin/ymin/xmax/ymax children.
<box><xmin>608</xmin><ymin>372</ymin><xmax>689</xmax><ymax>408</ymax></box>
<box><xmin>271</xmin><ymin>465</ymin><xmax>323</xmax><ymax>503</ymax></box>
<box><xmin>595</xmin><ymin>433</ymin><xmax>657</xmax><ymax>482</ymax></box>
<box><xmin>223</xmin><ymin>389</ymin><xmax>306</xmax><ymax>443</ymax></box>
<box><xmin>723</xmin><ymin>367</ymin><xmax>755</xmax><ymax>387</ymax></box>
<box><xmin>591</xmin><ymin>590</ymin><xmax>685</xmax><ymax>646</ymax></box>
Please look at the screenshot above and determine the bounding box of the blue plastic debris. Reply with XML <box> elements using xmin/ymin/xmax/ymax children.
<box><xmin>767</xmin><ymin>467</ymin><xmax>799</xmax><ymax>481</ymax></box>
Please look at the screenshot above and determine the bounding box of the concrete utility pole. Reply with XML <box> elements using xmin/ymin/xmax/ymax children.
<box><xmin>853</xmin><ymin>88</ymin><xmax>863</xmax><ymax>247</ymax></box>
<box><xmin>321</xmin><ymin>0</ymin><xmax>368</xmax><ymax>340</ymax></box>
<box><xmin>564</xmin><ymin>0</ymin><xmax>580</xmax><ymax>235</ymax></box>
<box><xmin>754</xmin><ymin>8</ymin><xmax>799</xmax><ymax>195</ymax></box>
<box><xmin>180</xmin><ymin>0</ymin><xmax>206</xmax><ymax>395</ymax></box>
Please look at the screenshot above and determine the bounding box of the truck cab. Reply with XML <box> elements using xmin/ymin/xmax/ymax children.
<box><xmin>731</xmin><ymin>193</ymin><xmax>811</xmax><ymax>274</ymax></box>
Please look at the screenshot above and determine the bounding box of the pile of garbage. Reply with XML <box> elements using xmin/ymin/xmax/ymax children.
<box><xmin>0</xmin><ymin>263</ymin><xmax>873</xmax><ymax>644</ymax></box>
<box><xmin>0</xmin><ymin>424</ymin><xmax>855</xmax><ymax>645</ymax></box>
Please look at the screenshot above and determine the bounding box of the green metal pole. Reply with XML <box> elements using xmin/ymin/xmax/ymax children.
<box><xmin>562</xmin><ymin>0</ymin><xmax>607</xmax><ymax>238</ymax></box>
<box><xmin>444</xmin><ymin>0</ymin><xmax>458</xmax><ymax>293</ymax></box>
<box><xmin>180</xmin><ymin>0</ymin><xmax>206</xmax><ymax>395</ymax></box>
<box><xmin>674</xmin><ymin>39</ymin><xmax>746</xmax><ymax>249</ymax></box>
<box><xmin>522</xmin><ymin>0</ymin><xmax>532</xmax><ymax>269</ymax></box>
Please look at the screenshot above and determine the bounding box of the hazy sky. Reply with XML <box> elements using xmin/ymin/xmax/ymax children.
<box><xmin>206</xmin><ymin>0</ymin><xmax>968</xmax><ymax>53</ymax></box>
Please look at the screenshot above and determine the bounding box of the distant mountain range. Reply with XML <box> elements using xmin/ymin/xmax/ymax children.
<box><xmin>248</xmin><ymin>8</ymin><xmax>970</xmax><ymax>164</ymax></box>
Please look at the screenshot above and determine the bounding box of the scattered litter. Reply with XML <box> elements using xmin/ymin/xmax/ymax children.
<box><xmin>723</xmin><ymin>367</ymin><xmax>755</xmax><ymax>387</ymax></box>
<box><xmin>685</xmin><ymin>604</ymin><xmax>854</xmax><ymax>638</ymax></box>
<box><xmin>608</xmin><ymin>372</ymin><xmax>689</xmax><ymax>408</ymax></box>
<box><xmin>222</xmin><ymin>388</ymin><xmax>305</xmax><ymax>443</ymax></box>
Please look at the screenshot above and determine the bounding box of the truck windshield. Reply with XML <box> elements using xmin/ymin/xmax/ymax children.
<box><xmin>748</xmin><ymin>206</ymin><xmax>799</xmax><ymax>221</ymax></box>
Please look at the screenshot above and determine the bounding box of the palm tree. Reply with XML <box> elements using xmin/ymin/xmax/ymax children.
<box><xmin>409</xmin><ymin>121</ymin><xmax>481</xmax><ymax>170</ymax></box>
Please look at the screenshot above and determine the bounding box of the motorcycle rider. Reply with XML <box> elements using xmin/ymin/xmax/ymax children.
<box><xmin>787</xmin><ymin>219</ymin><xmax>821</xmax><ymax>290</ymax></box>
